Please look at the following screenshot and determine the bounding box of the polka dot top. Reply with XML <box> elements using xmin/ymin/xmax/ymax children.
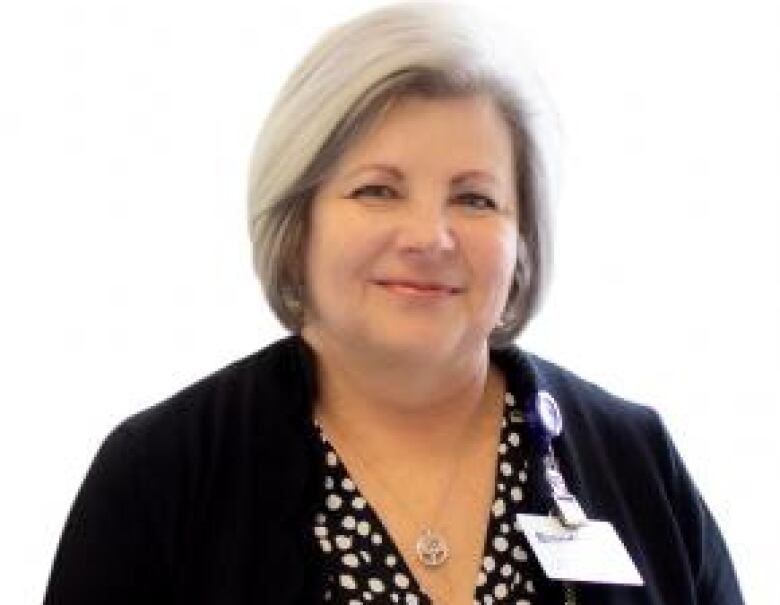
<box><xmin>311</xmin><ymin>390</ymin><xmax>548</xmax><ymax>604</ymax></box>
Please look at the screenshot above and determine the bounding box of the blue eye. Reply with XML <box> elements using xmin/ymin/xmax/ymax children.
<box><xmin>350</xmin><ymin>184</ymin><xmax>397</xmax><ymax>199</ymax></box>
<box><xmin>457</xmin><ymin>192</ymin><xmax>497</xmax><ymax>210</ymax></box>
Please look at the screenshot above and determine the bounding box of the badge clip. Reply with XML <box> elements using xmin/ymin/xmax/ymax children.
<box><xmin>546</xmin><ymin>466</ymin><xmax>587</xmax><ymax>528</ymax></box>
<box><xmin>553</xmin><ymin>493</ymin><xmax>588</xmax><ymax>528</ymax></box>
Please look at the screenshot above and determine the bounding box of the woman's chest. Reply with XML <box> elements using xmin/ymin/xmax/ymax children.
<box><xmin>312</xmin><ymin>391</ymin><xmax>547</xmax><ymax>604</ymax></box>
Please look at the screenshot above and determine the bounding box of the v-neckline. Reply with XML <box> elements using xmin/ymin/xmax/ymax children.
<box><xmin>311</xmin><ymin>386</ymin><xmax>539</xmax><ymax>604</ymax></box>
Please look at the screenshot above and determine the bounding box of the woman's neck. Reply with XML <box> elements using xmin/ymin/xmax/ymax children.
<box><xmin>301</xmin><ymin>326</ymin><xmax>501</xmax><ymax>462</ymax></box>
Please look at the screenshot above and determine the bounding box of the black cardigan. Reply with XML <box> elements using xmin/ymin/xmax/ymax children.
<box><xmin>44</xmin><ymin>335</ymin><xmax>743</xmax><ymax>604</ymax></box>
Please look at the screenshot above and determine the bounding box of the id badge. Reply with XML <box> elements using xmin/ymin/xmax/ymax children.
<box><xmin>515</xmin><ymin>514</ymin><xmax>644</xmax><ymax>586</ymax></box>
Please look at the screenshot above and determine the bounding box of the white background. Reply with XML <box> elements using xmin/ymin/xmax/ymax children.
<box><xmin>1</xmin><ymin>1</ymin><xmax>777</xmax><ymax>602</ymax></box>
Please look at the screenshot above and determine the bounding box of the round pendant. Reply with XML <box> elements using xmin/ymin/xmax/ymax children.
<box><xmin>416</xmin><ymin>528</ymin><xmax>450</xmax><ymax>567</ymax></box>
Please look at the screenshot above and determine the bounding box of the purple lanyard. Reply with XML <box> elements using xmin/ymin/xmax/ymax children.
<box><xmin>526</xmin><ymin>391</ymin><xmax>587</xmax><ymax>528</ymax></box>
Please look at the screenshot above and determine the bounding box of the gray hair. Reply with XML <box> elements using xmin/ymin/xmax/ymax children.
<box><xmin>248</xmin><ymin>1</ymin><xmax>558</xmax><ymax>348</ymax></box>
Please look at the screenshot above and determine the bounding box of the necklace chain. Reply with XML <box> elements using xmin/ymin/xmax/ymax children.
<box><xmin>315</xmin><ymin>372</ymin><xmax>504</xmax><ymax>574</ymax></box>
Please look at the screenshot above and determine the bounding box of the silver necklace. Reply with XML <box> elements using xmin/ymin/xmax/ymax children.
<box><xmin>416</xmin><ymin>528</ymin><xmax>450</xmax><ymax>566</ymax></box>
<box><xmin>315</xmin><ymin>378</ymin><xmax>504</xmax><ymax>568</ymax></box>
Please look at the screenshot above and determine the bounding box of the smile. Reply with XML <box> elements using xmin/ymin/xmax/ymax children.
<box><xmin>373</xmin><ymin>279</ymin><xmax>464</xmax><ymax>297</ymax></box>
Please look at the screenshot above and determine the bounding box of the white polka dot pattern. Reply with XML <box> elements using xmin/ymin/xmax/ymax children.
<box><xmin>313</xmin><ymin>388</ymin><xmax>545</xmax><ymax>603</ymax></box>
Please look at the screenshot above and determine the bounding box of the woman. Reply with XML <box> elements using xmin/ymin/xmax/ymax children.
<box><xmin>45</xmin><ymin>3</ymin><xmax>743</xmax><ymax>604</ymax></box>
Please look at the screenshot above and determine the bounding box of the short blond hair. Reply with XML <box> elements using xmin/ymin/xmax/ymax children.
<box><xmin>248</xmin><ymin>2</ymin><xmax>558</xmax><ymax>348</ymax></box>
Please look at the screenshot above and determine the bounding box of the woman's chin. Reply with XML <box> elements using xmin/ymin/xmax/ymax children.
<box><xmin>361</xmin><ymin>325</ymin><xmax>478</xmax><ymax>363</ymax></box>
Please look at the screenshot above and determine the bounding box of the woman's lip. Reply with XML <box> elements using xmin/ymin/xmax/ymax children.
<box><xmin>373</xmin><ymin>280</ymin><xmax>463</xmax><ymax>294</ymax></box>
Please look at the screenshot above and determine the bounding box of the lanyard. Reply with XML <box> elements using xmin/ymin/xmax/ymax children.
<box><xmin>526</xmin><ymin>390</ymin><xmax>587</xmax><ymax>529</ymax></box>
<box><xmin>522</xmin><ymin>391</ymin><xmax>647</xmax><ymax>604</ymax></box>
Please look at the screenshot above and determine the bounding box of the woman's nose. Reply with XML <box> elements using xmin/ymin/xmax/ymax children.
<box><xmin>396</xmin><ymin>201</ymin><xmax>457</xmax><ymax>257</ymax></box>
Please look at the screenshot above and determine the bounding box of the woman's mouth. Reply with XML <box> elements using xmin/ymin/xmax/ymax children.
<box><xmin>373</xmin><ymin>279</ymin><xmax>463</xmax><ymax>298</ymax></box>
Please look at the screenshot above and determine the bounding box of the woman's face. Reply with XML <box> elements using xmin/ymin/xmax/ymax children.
<box><xmin>303</xmin><ymin>94</ymin><xmax>519</xmax><ymax>365</ymax></box>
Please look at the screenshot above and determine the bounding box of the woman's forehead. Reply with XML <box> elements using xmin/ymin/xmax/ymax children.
<box><xmin>331</xmin><ymin>94</ymin><xmax>516</xmax><ymax>183</ymax></box>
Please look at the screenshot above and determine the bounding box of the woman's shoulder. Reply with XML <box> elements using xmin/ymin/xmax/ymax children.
<box><xmin>528</xmin><ymin>353</ymin><xmax>659</xmax><ymax>421</ymax></box>
<box><xmin>97</xmin><ymin>335</ymin><xmax>314</xmax><ymax>481</ymax></box>
<box><xmin>46</xmin><ymin>336</ymin><xmax>317</xmax><ymax>604</ymax></box>
<box><xmin>510</xmin><ymin>348</ymin><xmax>686</xmax><ymax>493</ymax></box>
<box><xmin>497</xmin><ymin>346</ymin><xmax>663</xmax><ymax>431</ymax></box>
<box><xmin>495</xmin><ymin>346</ymin><xmax>676</xmax><ymax>478</ymax></box>
<box><xmin>120</xmin><ymin>335</ymin><xmax>310</xmax><ymax>436</ymax></box>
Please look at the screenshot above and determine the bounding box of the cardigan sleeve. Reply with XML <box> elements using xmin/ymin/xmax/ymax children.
<box><xmin>43</xmin><ymin>423</ymin><xmax>171</xmax><ymax>605</ymax></box>
<box><xmin>647</xmin><ymin>409</ymin><xmax>744</xmax><ymax>605</ymax></box>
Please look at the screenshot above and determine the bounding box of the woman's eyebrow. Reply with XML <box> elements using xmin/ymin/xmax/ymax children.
<box><xmin>451</xmin><ymin>169</ymin><xmax>500</xmax><ymax>186</ymax></box>
<box><xmin>342</xmin><ymin>163</ymin><xmax>404</xmax><ymax>181</ymax></box>
<box><xmin>342</xmin><ymin>163</ymin><xmax>500</xmax><ymax>185</ymax></box>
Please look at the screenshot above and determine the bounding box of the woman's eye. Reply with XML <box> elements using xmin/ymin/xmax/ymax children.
<box><xmin>457</xmin><ymin>193</ymin><xmax>497</xmax><ymax>210</ymax></box>
<box><xmin>350</xmin><ymin>184</ymin><xmax>397</xmax><ymax>199</ymax></box>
